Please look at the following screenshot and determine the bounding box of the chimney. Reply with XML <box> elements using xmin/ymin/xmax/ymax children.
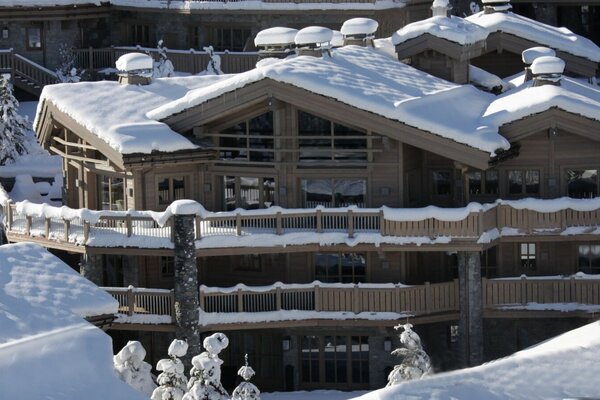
<box><xmin>522</xmin><ymin>47</ymin><xmax>556</xmax><ymax>82</ymax></box>
<box><xmin>530</xmin><ymin>56</ymin><xmax>565</xmax><ymax>87</ymax></box>
<box><xmin>340</xmin><ymin>18</ymin><xmax>378</xmax><ymax>47</ymax></box>
<box><xmin>295</xmin><ymin>26</ymin><xmax>333</xmax><ymax>57</ymax></box>
<box><xmin>115</xmin><ymin>53</ymin><xmax>153</xmax><ymax>85</ymax></box>
<box><xmin>482</xmin><ymin>0</ymin><xmax>512</xmax><ymax>13</ymax></box>
<box><xmin>431</xmin><ymin>0</ymin><xmax>451</xmax><ymax>17</ymax></box>
<box><xmin>254</xmin><ymin>27</ymin><xmax>298</xmax><ymax>60</ymax></box>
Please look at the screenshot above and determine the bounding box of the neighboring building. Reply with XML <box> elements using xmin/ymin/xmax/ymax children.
<box><xmin>3</xmin><ymin>2</ymin><xmax>600</xmax><ymax>393</ymax></box>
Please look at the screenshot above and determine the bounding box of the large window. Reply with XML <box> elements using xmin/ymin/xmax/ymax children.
<box><xmin>218</xmin><ymin>112</ymin><xmax>274</xmax><ymax>162</ymax></box>
<box><xmin>480</xmin><ymin>246</ymin><xmax>497</xmax><ymax>278</ymax></box>
<box><xmin>98</xmin><ymin>175</ymin><xmax>124</xmax><ymax>211</ymax></box>
<box><xmin>298</xmin><ymin>111</ymin><xmax>367</xmax><ymax>163</ymax></box>
<box><xmin>508</xmin><ymin>170</ymin><xmax>540</xmax><ymax>195</ymax></box>
<box><xmin>224</xmin><ymin>176</ymin><xmax>275</xmax><ymax>211</ymax></box>
<box><xmin>578</xmin><ymin>244</ymin><xmax>600</xmax><ymax>274</ymax></box>
<box><xmin>301</xmin><ymin>336</ymin><xmax>320</xmax><ymax>384</ymax></box>
<box><xmin>26</xmin><ymin>24</ymin><xmax>42</xmax><ymax>50</ymax></box>
<box><xmin>129</xmin><ymin>24</ymin><xmax>150</xmax><ymax>46</ymax></box>
<box><xmin>208</xmin><ymin>27</ymin><xmax>251</xmax><ymax>51</ymax></box>
<box><xmin>315</xmin><ymin>253</ymin><xmax>366</xmax><ymax>283</ymax></box>
<box><xmin>467</xmin><ymin>170</ymin><xmax>499</xmax><ymax>196</ymax></box>
<box><xmin>301</xmin><ymin>179</ymin><xmax>366</xmax><ymax>208</ymax></box>
<box><xmin>432</xmin><ymin>171</ymin><xmax>452</xmax><ymax>196</ymax></box>
<box><xmin>567</xmin><ymin>169</ymin><xmax>598</xmax><ymax>198</ymax></box>
<box><xmin>158</xmin><ymin>176</ymin><xmax>187</xmax><ymax>207</ymax></box>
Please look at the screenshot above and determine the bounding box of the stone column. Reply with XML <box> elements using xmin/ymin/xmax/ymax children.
<box><xmin>122</xmin><ymin>255</ymin><xmax>139</xmax><ymax>287</ymax></box>
<box><xmin>457</xmin><ymin>251</ymin><xmax>483</xmax><ymax>367</ymax></box>
<box><xmin>80</xmin><ymin>253</ymin><xmax>103</xmax><ymax>285</ymax></box>
<box><xmin>173</xmin><ymin>211</ymin><xmax>201</xmax><ymax>367</ymax></box>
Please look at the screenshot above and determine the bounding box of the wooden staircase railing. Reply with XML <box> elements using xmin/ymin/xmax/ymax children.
<box><xmin>0</xmin><ymin>49</ymin><xmax>57</xmax><ymax>96</ymax></box>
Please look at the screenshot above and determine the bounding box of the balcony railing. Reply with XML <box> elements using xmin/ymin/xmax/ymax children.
<box><xmin>103</xmin><ymin>276</ymin><xmax>600</xmax><ymax>326</ymax></box>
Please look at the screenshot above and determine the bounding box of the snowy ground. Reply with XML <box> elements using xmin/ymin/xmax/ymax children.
<box><xmin>263</xmin><ymin>390</ymin><xmax>368</xmax><ymax>400</ymax></box>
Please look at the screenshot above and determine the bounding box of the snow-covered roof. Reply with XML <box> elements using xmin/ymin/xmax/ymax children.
<box><xmin>36</xmin><ymin>75</ymin><xmax>229</xmax><ymax>154</ymax></box>
<box><xmin>531</xmin><ymin>56</ymin><xmax>565</xmax><ymax>75</ymax></box>
<box><xmin>340</xmin><ymin>18</ymin><xmax>379</xmax><ymax>36</ymax></box>
<box><xmin>392</xmin><ymin>16</ymin><xmax>489</xmax><ymax>46</ymax></box>
<box><xmin>466</xmin><ymin>11</ymin><xmax>600</xmax><ymax>62</ymax></box>
<box><xmin>295</xmin><ymin>26</ymin><xmax>333</xmax><ymax>45</ymax></box>
<box><xmin>469</xmin><ymin>64</ymin><xmax>511</xmax><ymax>92</ymax></box>
<box><xmin>522</xmin><ymin>46</ymin><xmax>556</xmax><ymax>65</ymax></box>
<box><xmin>148</xmin><ymin>45</ymin><xmax>509</xmax><ymax>155</ymax></box>
<box><xmin>482</xmin><ymin>76</ymin><xmax>600</xmax><ymax>128</ymax></box>
<box><xmin>115</xmin><ymin>52</ymin><xmax>153</xmax><ymax>72</ymax></box>
<box><xmin>254</xmin><ymin>27</ymin><xmax>298</xmax><ymax>47</ymax></box>
<box><xmin>331</xmin><ymin>30</ymin><xmax>344</xmax><ymax>47</ymax></box>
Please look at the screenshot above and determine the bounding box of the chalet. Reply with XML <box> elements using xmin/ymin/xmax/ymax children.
<box><xmin>3</xmin><ymin>3</ymin><xmax>600</xmax><ymax>393</ymax></box>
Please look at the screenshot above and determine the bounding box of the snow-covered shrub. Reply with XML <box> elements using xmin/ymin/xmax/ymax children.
<box><xmin>153</xmin><ymin>39</ymin><xmax>175</xmax><ymax>78</ymax></box>
<box><xmin>56</xmin><ymin>44</ymin><xmax>83</xmax><ymax>83</ymax></box>
<box><xmin>151</xmin><ymin>339</ymin><xmax>189</xmax><ymax>400</ymax></box>
<box><xmin>0</xmin><ymin>74</ymin><xmax>29</xmax><ymax>165</ymax></box>
<box><xmin>387</xmin><ymin>323</ymin><xmax>432</xmax><ymax>386</ymax></box>
<box><xmin>114</xmin><ymin>340</ymin><xmax>157</xmax><ymax>396</ymax></box>
<box><xmin>183</xmin><ymin>332</ymin><xmax>229</xmax><ymax>400</ymax></box>
<box><xmin>201</xmin><ymin>46</ymin><xmax>222</xmax><ymax>75</ymax></box>
<box><xmin>231</xmin><ymin>354</ymin><xmax>260</xmax><ymax>400</ymax></box>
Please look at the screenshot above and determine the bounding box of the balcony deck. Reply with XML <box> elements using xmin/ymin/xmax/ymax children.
<box><xmin>5</xmin><ymin>199</ymin><xmax>600</xmax><ymax>255</ymax></box>
<box><xmin>104</xmin><ymin>276</ymin><xmax>600</xmax><ymax>331</ymax></box>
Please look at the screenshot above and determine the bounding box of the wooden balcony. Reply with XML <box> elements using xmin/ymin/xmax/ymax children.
<box><xmin>104</xmin><ymin>276</ymin><xmax>600</xmax><ymax>331</ymax></box>
<box><xmin>5</xmin><ymin>199</ymin><xmax>600</xmax><ymax>255</ymax></box>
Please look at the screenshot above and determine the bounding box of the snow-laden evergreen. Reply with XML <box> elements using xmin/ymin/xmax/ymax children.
<box><xmin>0</xmin><ymin>75</ymin><xmax>30</xmax><ymax>165</ymax></box>
<box><xmin>202</xmin><ymin>46</ymin><xmax>222</xmax><ymax>75</ymax></box>
<box><xmin>153</xmin><ymin>40</ymin><xmax>174</xmax><ymax>78</ymax></box>
<box><xmin>56</xmin><ymin>44</ymin><xmax>83</xmax><ymax>83</ymax></box>
<box><xmin>183</xmin><ymin>332</ymin><xmax>229</xmax><ymax>400</ymax></box>
<box><xmin>113</xmin><ymin>340</ymin><xmax>157</xmax><ymax>396</ymax></box>
<box><xmin>387</xmin><ymin>323</ymin><xmax>432</xmax><ymax>386</ymax></box>
<box><xmin>151</xmin><ymin>339</ymin><xmax>189</xmax><ymax>400</ymax></box>
<box><xmin>231</xmin><ymin>354</ymin><xmax>261</xmax><ymax>400</ymax></box>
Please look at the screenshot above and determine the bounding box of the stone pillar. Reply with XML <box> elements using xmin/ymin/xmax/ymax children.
<box><xmin>457</xmin><ymin>251</ymin><xmax>483</xmax><ymax>367</ymax></box>
<box><xmin>173</xmin><ymin>212</ymin><xmax>200</xmax><ymax>367</ymax></box>
<box><xmin>122</xmin><ymin>255</ymin><xmax>139</xmax><ymax>287</ymax></box>
<box><xmin>80</xmin><ymin>253</ymin><xmax>103</xmax><ymax>285</ymax></box>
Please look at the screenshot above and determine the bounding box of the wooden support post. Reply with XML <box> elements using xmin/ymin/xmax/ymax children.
<box><xmin>348</xmin><ymin>209</ymin><xmax>354</xmax><ymax>238</ymax></box>
<box><xmin>425</xmin><ymin>281</ymin><xmax>431</xmax><ymax>314</ymax></box>
<box><xmin>379</xmin><ymin>209</ymin><xmax>385</xmax><ymax>235</ymax></box>
<box><xmin>88</xmin><ymin>46</ymin><xmax>93</xmax><ymax>70</ymax></box>
<box><xmin>6</xmin><ymin>201</ymin><xmax>12</xmax><ymax>230</ymax></box>
<box><xmin>276</xmin><ymin>211</ymin><xmax>283</xmax><ymax>235</ymax></box>
<box><xmin>352</xmin><ymin>284</ymin><xmax>360</xmax><ymax>313</ymax></box>
<box><xmin>237</xmin><ymin>288</ymin><xmax>244</xmax><ymax>312</ymax></box>
<box><xmin>126</xmin><ymin>214</ymin><xmax>132</xmax><ymax>237</ymax></box>
<box><xmin>276</xmin><ymin>287</ymin><xmax>282</xmax><ymax>310</ymax></box>
<box><xmin>478</xmin><ymin>210</ymin><xmax>484</xmax><ymax>236</ymax></box>
<box><xmin>481</xmin><ymin>278</ymin><xmax>487</xmax><ymax>309</ymax></box>
<box><xmin>127</xmin><ymin>286</ymin><xmax>135</xmax><ymax>316</ymax></box>
<box><xmin>521</xmin><ymin>275</ymin><xmax>527</xmax><ymax>305</ymax></box>
<box><xmin>83</xmin><ymin>221</ymin><xmax>90</xmax><ymax>243</ymax></box>
<box><xmin>199</xmin><ymin>289</ymin><xmax>205</xmax><ymax>310</ymax></box>
<box><xmin>195</xmin><ymin>216</ymin><xmax>202</xmax><ymax>240</ymax></box>
<box><xmin>63</xmin><ymin>220</ymin><xmax>70</xmax><ymax>241</ymax></box>
<box><xmin>44</xmin><ymin>218</ymin><xmax>50</xmax><ymax>238</ymax></box>
<box><xmin>394</xmin><ymin>284</ymin><xmax>401</xmax><ymax>312</ymax></box>
<box><xmin>25</xmin><ymin>216</ymin><xmax>32</xmax><ymax>235</ymax></box>
<box><xmin>170</xmin><ymin>219</ymin><xmax>175</xmax><ymax>243</ymax></box>
<box><xmin>236</xmin><ymin>213</ymin><xmax>242</xmax><ymax>236</ymax></box>
<box><xmin>314</xmin><ymin>284</ymin><xmax>321</xmax><ymax>312</ymax></box>
<box><xmin>316</xmin><ymin>209</ymin><xmax>322</xmax><ymax>233</ymax></box>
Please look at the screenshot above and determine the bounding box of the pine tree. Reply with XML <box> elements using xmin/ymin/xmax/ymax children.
<box><xmin>183</xmin><ymin>332</ymin><xmax>229</xmax><ymax>400</ymax></box>
<box><xmin>113</xmin><ymin>340</ymin><xmax>157</xmax><ymax>396</ymax></box>
<box><xmin>387</xmin><ymin>322</ymin><xmax>433</xmax><ymax>386</ymax></box>
<box><xmin>153</xmin><ymin>39</ymin><xmax>174</xmax><ymax>78</ymax></box>
<box><xmin>56</xmin><ymin>44</ymin><xmax>83</xmax><ymax>83</ymax></box>
<box><xmin>0</xmin><ymin>74</ymin><xmax>29</xmax><ymax>165</ymax></box>
<box><xmin>151</xmin><ymin>339</ymin><xmax>189</xmax><ymax>400</ymax></box>
<box><xmin>231</xmin><ymin>354</ymin><xmax>261</xmax><ymax>400</ymax></box>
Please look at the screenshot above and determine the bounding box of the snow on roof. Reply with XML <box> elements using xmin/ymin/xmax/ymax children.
<box><xmin>530</xmin><ymin>55</ymin><xmax>565</xmax><ymax>75</ymax></box>
<box><xmin>254</xmin><ymin>27</ymin><xmax>298</xmax><ymax>47</ymax></box>
<box><xmin>115</xmin><ymin>52</ymin><xmax>153</xmax><ymax>72</ymax></box>
<box><xmin>392</xmin><ymin>16</ymin><xmax>489</xmax><ymax>46</ymax></box>
<box><xmin>0</xmin><ymin>242</ymin><xmax>117</xmax><ymax>322</ymax></box>
<box><xmin>466</xmin><ymin>11</ymin><xmax>600</xmax><ymax>62</ymax></box>
<box><xmin>340</xmin><ymin>18</ymin><xmax>379</xmax><ymax>36</ymax></box>
<box><xmin>331</xmin><ymin>30</ymin><xmax>344</xmax><ymax>47</ymax></box>
<box><xmin>354</xmin><ymin>320</ymin><xmax>600</xmax><ymax>399</ymax></box>
<box><xmin>36</xmin><ymin>75</ymin><xmax>229</xmax><ymax>155</ymax></box>
<box><xmin>469</xmin><ymin>64</ymin><xmax>511</xmax><ymax>92</ymax></box>
<box><xmin>482</xmin><ymin>76</ymin><xmax>600</xmax><ymax>127</ymax></box>
<box><xmin>522</xmin><ymin>46</ymin><xmax>556</xmax><ymax>65</ymax></box>
<box><xmin>295</xmin><ymin>26</ymin><xmax>333</xmax><ymax>45</ymax></box>
<box><xmin>148</xmin><ymin>45</ymin><xmax>509</xmax><ymax>155</ymax></box>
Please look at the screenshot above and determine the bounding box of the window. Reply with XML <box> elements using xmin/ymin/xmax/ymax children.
<box><xmin>233</xmin><ymin>254</ymin><xmax>262</xmax><ymax>272</ymax></box>
<box><xmin>578</xmin><ymin>244</ymin><xmax>600</xmax><ymax>274</ymax></box>
<box><xmin>97</xmin><ymin>175</ymin><xmax>124</xmax><ymax>211</ymax></box>
<box><xmin>223</xmin><ymin>176</ymin><xmax>275</xmax><ymax>211</ymax></box>
<box><xmin>160</xmin><ymin>256</ymin><xmax>174</xmax><ymax>278</ymax></box>
<box><xmin>480</xmin><ymin>246</ymin><xmax>498</xmax><ymax>278</ymax></box>
<box><xmin>157</xmin><ymin>176</ymin><xmax>187</xmax><ymax>206</ymax></box>
<box><xmin>301</xmin><ymin>179</ymin><xmax>366</xmax><ymax>208</ymax></box>
<box><xmin>301</xmin><ymin>336</ymin><xmax>320</xmax><ymax>384</ymax></box>
<box><xmin>467</xmin><ymin>170</ymin><xmax>499</xmax><ymax>196</ymax></box>
<box><xmin>520</xmin><ymin>243</ymin><xmax>536</xmax><ymax>269</ymax></box>
<box><xmin>432</xmin><ymin>171</ymin><xmax>451</xmax><ymax>196</ymax></box>
<box><xmin>567</xmin><ymin>169</ymin><xmax>598</xmax><ymax>198</ymax></box>
<box><xmin>129</xmin><ymin>24</ymin><xmax>150</xmax><ymax>46</ymax></box>
<box><xmin>218</xmin><ymin>112</ymin><xmax>274</xmax><ymax>162</ymax></box>
<box><xmin>209</xmin><ymin>27</ymin><xmax>251</xmax><ymax>51</ymax></box>
<box><xmin>298</xmin><ymin>111</ymin><xmax>367</xmax><ymax>163</ymax></box>
<box><xmin>508</xmin><ymin>170</ymin><xmax>540</xmax><ymax>195</ymax></box>
<box><xmin>27</xmin><ymin>24</ymin><xmax>42</xmax><ymax>50</ymax></box>
<box><xmin>315</xmin><ymin>253</ymin><xmax>366</xmax><ymax>283</ymax></box>
<box><xmin>351</xmin><ymin>336</ymin><xmax>369</xmax><ymax>384</ymax></box>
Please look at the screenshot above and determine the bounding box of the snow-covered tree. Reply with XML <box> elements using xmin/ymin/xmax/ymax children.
<box><xmin>202</xmin><ymin>46</ymin><xmax>222</xmax><ymax>75</ymax></box>
<box><xmin>183</xmin><ymin>332</ymin><xmax>229</xmax><ymax>400</ymax></box>
<box><xmin>114</xmin><ymin>340</ymin><xmax>157</xmax><ymax>396</ymax></box>
<box><xmin>153</xmin><ymin>39</ymin><xmax>175</xmax><ymax>78</ymax></box>
<box><xmin>386</xmin><ymin>322</ymin><xmax>432</xmax><ymax>386</ymax></box>
<box><xmin>151</xmin><ymin>339</ymin><xmax>189</xmax><ymax>400</ymax></box>
<box><xmin>0</xmin><ymin>74</ymin><xmax>29</xmax><ymax>165</ymax></box>
<box><xmin>56</xmin><ymin>44</ymin><xmax>83</xmax><ymax>83</ymax></box>
<box><xmin>231</xmin><ymin>354</ymin><xmax>260</xmax><ymax>400</ymax></box>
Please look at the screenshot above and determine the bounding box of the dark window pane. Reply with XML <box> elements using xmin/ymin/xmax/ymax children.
<box><xmin>224</xmin><ymin>176</ymin><xmax>236</xmax><ymax>211</ymax></box>
<box><xmin>467</xmin><ymin>171</ymin><xmax>481</xmax><ymax>195</ymax></box>
<box><xmin>334</xmin><ymin>180</ymin><xmax>366</xmax><ymax>207</ymax></box>
<box><xmin>525</xmin><ymin>170</ymin><xmax>540</xmax><ymax>194</ymax></box>
<box><xmin>158</xmin><ymin>178</ymin><xmax>170</xmax><ymax>205</ymax></box>
<box><xmin>485</xmin><ymin>170</ymin><xmax>499</xmax><ymax>194</ymax></box>
<box><xmin>508</xmin><ymin>170</ymin><xmax>523</xmax><ymax>194</ymax></box>
<box><xmin>433</xmin><ymin>171</ymin><xmax>451</xmax><ymax>196</ymax></box>
<box><xmin>567</xmin><ymin>169</ymin><xmax>598</xmax><ymax>198</ymax></box>
<box><xmin>173</xmin><ymin>177</ymin><xmax>185</xmax><ymax>201</ymax></box>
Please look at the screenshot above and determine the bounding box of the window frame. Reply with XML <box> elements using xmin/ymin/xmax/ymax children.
<box><xmin>519</xmin><ymin>242</ymin><xmax>537</xmax><ymax>270</ymax></box>
<box><xmin>222</xmin><ymin>175</ymin><xmax>276</xmax><ymax>211</ymax></box>
<box><xmin>215</xmin><ymin>112</ymin><xmax>275</xmax><ymax>163</ymax></box>
<box><xmin>466</xmin><ymin>169</ymin><xmax>499</xmax><ymax>197</ymax></box>
<box><xmin>564</xmin><ymin>167</ymin><xmax>599</xmax><ymax>199</ymax></box>
<box><xmin>207</xmin><ymin>26</ymin><xmax>252</xmax><ymax>52</ymax></box>
<box><xmin>314</xmin><ymin>252</ymin><xmax>367</xmax><ymax>283</ymax></box>
<box><xmin>507</xmin><ymin>168</ymin><xmax>541</xmax><ymax>196</ymax></box>
<box><xmin>301</xmin><ymin>178</ymin><xmax>367</xmax><ymax>208</ymax></box>
<box><xmin>26</xmin><ymin>23</ymin><xmax>43</xmax><ymax>51</ymax></box>
<box><xmin>97</xmin><ymin>174</ymin><xmax>125</xmax><ymax>211</ymax></box>
<box><xmin>577</xmin><ymin>243</ymin><xmax>600</xmax><ymax>274</ymax></box>
<box><xmin>156</xmin><ymin>174</ymin><xmax>190</xmax><ymax>209</ymax></box>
